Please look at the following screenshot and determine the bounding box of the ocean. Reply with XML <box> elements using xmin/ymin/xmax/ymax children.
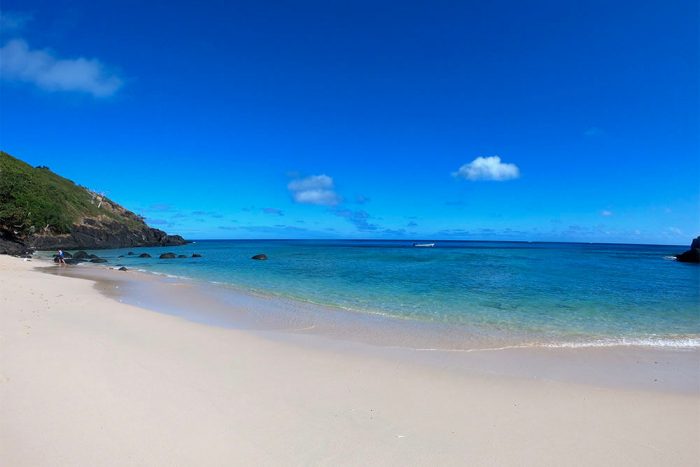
<box><xmin>55</xmin><ymin>240</ymin><xmax>700</xmax><ymax>349</ymax></box>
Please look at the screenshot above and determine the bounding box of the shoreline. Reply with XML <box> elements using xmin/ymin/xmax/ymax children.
<box><xmin>2</xmin><ymin>255</ymin><xmax>699</xmax><ymax>465</ymax></box>
<box><xmin>37</xmin><ymin>251</ymin><xmax>700</xmax><ymax>352</ymax></box>
<box><xmin>37</xmin><ymin>257</ymin><xmax>700</xmax><ymax>394</ymax></box>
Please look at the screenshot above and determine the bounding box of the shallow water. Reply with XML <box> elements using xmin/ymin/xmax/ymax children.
<box><xmin>49</xmin><ymin>240</ymin><xmax>700</xmax><ymax>348</ymax></box>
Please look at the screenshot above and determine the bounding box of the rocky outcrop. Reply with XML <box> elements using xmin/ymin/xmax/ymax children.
<box><xmin>160</xmin><ymin>253</ymin><xmax>177</xmax><ymax>259</ymax></box>
<box><xmin>27</xmin><ymin>219</ymin><xmax>186</xmax><ymax>251</ymax></box>
<box><xmin>0</xmin><ymin>151</ymin><xmax>188</xmax><ymax>255</ymax></box>
<box><xmin>0</xmin><ymin>237</ymin><xmax>32</xmax><ymax>256</ymax></box>
<box><xmin>138</xmin><ymin>253</ymin><xmax>152</xmax><ymax>258</ymax></box>
<box><xmin>676</xmin><ymin>236</ymin><xmax>700</xmax><ymax>263</ymax></box>
<box><xmin>251</xmin><ymin>253</ymin><xmax>268</xmax><ymax>260</ymax></box>
<box><xmin>192</xmin><ymin>253</ymin><xmax>202</xmax><ymax>258</ymax></box>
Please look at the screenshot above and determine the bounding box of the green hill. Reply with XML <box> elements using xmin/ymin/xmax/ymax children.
<box><xmin>0</xmin><ymin>151</ymin><xmax>186</xmax><ymax>254</ymax></box>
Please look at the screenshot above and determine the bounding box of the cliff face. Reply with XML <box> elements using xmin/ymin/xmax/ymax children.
<box><xmin>0</xmin><ymin>151</ymin><xmax>186</xmax><ymax>254</ymax></box>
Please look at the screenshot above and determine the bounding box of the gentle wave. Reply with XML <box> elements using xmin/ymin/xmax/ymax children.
<box><xmin>410</xmin><ymin>337</ymin><xmax>700</xmax><ymax>353</ymax></box>
<box><xmin>541</xmin><ymin>337</ymin><xmax>700</xmax><ymax>349</ymax></box>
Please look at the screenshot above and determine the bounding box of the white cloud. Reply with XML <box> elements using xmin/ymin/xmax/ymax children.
<box><xmin>288</xmin><ymin>174</ymin><xmax>341</xmax><ymax>206</ymax></box>
<box><xmin>0</xmin><ymin>39</ymin><xmax>123</xmax><ymax>97</ymax></box>
<box><xmin>601</xmin><ymin>210</ymin><xmax>613</xmax><ymax>217</ymax></box>
<box><xmin>453</xmin><ymin>156</ymin><xmax>520</xmax><ymax>181</ymax></box>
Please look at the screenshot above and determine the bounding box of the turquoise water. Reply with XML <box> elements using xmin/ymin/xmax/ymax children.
<box><xmin>64</xmin><ymin>240</ymin><xmax>699</xmax><ymax>347</ymax></box>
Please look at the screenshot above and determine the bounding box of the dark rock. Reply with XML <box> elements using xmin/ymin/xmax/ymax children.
<box><xmin>73</xmin><ymin>250</ymin><xmax>89</xmax><ymax>259</ymax></box>
<box><xmin>61</xmin><ymin>251</ymin><xmax>73</xmax><ymax>258</ymax></box>
<box><xmin>676</xmin><ymin>249</ymin><xmax>700</xmax><ymax>263</ymax></box>
<box><xmin>4</xmin><ymin>245</ymin><xmax>32</xmax><ymax>256</ymax></box>
<box><xmin>118</xmin><ymin>266</ymin><xmax>128</xmax><ymax>271</ymax></box>
<box><xmin>90</xmin><ymin>258</ymin><xmax>108</xmax><ymax>263</ymax></box>
<box><xmin>127</xmin><ymin>252</ymin><xmax>135</xmax><ymax>255</ymax></box>
<box><xmin>177</xmin><ymin>254</ymin><xmax>187</xmax><ymax>258</ymax></box>
<box><xmin>192</xmin><ymin>253</ymin><xmax>202</xmax><ymax>258</ymax></box>
<box><xmin>675</xmin><ymin>236</ymin><xmax>700</xmax><ymax>263</ymax></box>
<box><xmin>691</xmin><ymin>236</ymin><xmax>700</xmax><ymax>250</ymax></box>
<box><xmin>251</xmin><ymin>253</ymin><xmax>268</xmax><ymax>260</ymax></box>
<box><xmin>138</xmin><ymin>253</ymin><xmax>152</xmax><ymax>258</ymax></box>
<box><xmin>160</xmin><ymin>253</ymin><xmax>177</xmax><ymax>259</ymax></box>
<box><xmin>88</xmin><ymin>254</ymin><xmax>99</xmax><ymax>259</ymax></box>
<box><xmin>27</xmin><ymin>221</ymin><xmax>188</xmax><ymax>251</ymax></box>
<box><xmin>0</xmin><ymin>237</ymin><xmax>32</xmax><ymax>256</ymax></box>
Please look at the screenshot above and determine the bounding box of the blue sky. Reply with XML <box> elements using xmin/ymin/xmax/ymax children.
<box><xmin>1</xmin><ymin>1</ymin><xmax>697</xmax><ymax>244</ymax></box>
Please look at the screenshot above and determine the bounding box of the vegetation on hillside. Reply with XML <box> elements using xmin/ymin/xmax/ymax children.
<box><xmin>0</xmin><ymin>151</ymin><xmax>143</xmax><ymax>238</ymax></box>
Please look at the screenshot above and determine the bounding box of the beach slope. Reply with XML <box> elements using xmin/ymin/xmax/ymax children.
<box><xmin>1</xmin><ymin>255</ymin><xmax>698</xmax><ymax>466</ymax></box>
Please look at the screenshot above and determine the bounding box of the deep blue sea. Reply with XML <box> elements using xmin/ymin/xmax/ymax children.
<box><xmin>60</xmin><ymin>240</ymin><xmax>700</xmax><ymax>348</ymax></box>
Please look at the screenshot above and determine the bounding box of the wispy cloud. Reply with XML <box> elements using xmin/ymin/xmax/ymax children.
<box><xmin>262</xmin><ymin>207</ymin><xmax>284</xmax><ymax>216</ymax></box>
<box><xmin>436</xmin><ymin>228</ymin><xmax>472</xmax><ymax>237</ymax></box>
<box><xmin>191</xmin><ymin>210</ymin><xmax>222</xmax><ymax>218</ymax></box>
<box><xmin>584</xmin><ymin>127</ymin><xmax>605</xmax><ymax>137</ymax></box>
<box><xmin>444</xmin><ymin>200</ymin><xmax>467</xmax><ymax>207</ymax></box>
<box><xmin>332</xmin><ymin>208</ymin><xmax>378</xmax><ymax>231</ymax></box>
<box><xmin>148</xmin><ymin>203</ymin><xmax>173</xmax><ymax>212</ymax></box>
<box><xmin>238</xmin><ymin>225</ymin><xmax>309</xmax><ymax>234</ymax></box>
<box><xmin>0</xmin><ymin>10</ymin><xmax>32</xmax><ymax>32</ymax></box>
<box><xmin>355</xmin><ymin>194</ymin><xmax>370</xmax><ymax>204</ymax></box>
<box><xmin>380</xmin><ymin>228</ymin><xmax>407</xmax><ymax>236</ymax></box>
<box><xmin>288</xmin><ymin>174</ymin><xmax>341</xmax><ymax>206</ymax></box>
<box><xmin>600</xmin><ymin>210</ymin><xmax>613</xmax><ymax>217</ymax></box>
<box><xmin>0</xmin><ymin>38</ymin><xmax>123</xmax><ymax>97</ymax></box>
<box><xmin>146</xmin><ymin>218</ymin><xmax>172</xmax><ymax>227</ymax></box>
<box><xmin>453</xmin><ymin>156</ymin><xmax>520</xmax><ymax>181</ymax></box>
<box><xmin>406</xmin><ymin>221</ymin><xmax>418</xmax><ymax>227</ymax></box>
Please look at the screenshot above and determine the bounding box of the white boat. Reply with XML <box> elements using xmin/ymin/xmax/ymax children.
<box><xmin>413</xmin><ymin>242</ymin><xmax>435</xmax><ymax>247</ymax></box>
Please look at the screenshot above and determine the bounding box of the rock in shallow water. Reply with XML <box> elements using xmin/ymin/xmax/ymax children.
<box><xmin>192</xmin><ymin>253</ymin><xmax>202</xmax><ymax>258</ymax></box>
<box><xmin>160</xmin><ymin>253</ymin><xmax>177</xmax><ymax>259</ymax></box>
<box><xmin>676</xmin><ymin>236</ymin><xmax>700</xmax><ymax>263</ymax></box>
<box><xmin>90</xmin><ymin>258</ymin><xmax>108</xmax><ymax>263</ymax></box>
<box><xmin>73</xmin><ymin>250</ymin><xmax>89</xmax><ymax>260</ymax></box>
<box><xmin>676</xmin><ymin>249</ymin><xmax>700</xmax><ymax>263</ymax></box>
<box><xmin>138</xmin><ymin>253</ymin><xmax>152</xmax><ymax>258</ymax></box>
<box><xmin>251</xmin><ymin>253</ymin><xmax>268</xmax><ymax>260</ymax></box>
<box><xmin>118</xmin><ymin>266</ymin><xmax>128</xmax><ymax>271</ymax></box>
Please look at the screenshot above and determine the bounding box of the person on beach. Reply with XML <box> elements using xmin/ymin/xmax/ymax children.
<box><xmin>57</xmin><ymin>249</ymin><xmax>66</xmax><ymax>265</ymax></box>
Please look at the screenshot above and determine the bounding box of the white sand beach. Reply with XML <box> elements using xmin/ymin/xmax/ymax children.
<box><xmin>1</xmin><ymin>255</ymin><xmax>698</xmax><ymax>466</ymax></box>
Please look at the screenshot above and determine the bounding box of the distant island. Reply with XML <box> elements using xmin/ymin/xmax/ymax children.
<box><xmin>0</xmin><ymin>151</ymin><xmax>186</xmax><ymax>255</ymax></box>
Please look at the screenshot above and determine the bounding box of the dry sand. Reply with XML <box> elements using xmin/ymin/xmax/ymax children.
<box><xmin>1</xmin><ymin>255</ymin><xmax>698</xmax><ymax>466</ymax></box>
